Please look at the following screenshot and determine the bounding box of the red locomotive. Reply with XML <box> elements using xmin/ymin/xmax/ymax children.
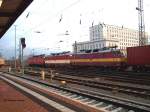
<box><xmin>27</xmin><ymin>55</ymin><xmax>45</xmax><ymax>67</ymax></box>
<box><xmin>27</xmin><ymin>45</ymin><xmax>150</xmax><ymax>71</ymax></box>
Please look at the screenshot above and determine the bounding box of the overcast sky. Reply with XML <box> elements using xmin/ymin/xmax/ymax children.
<box><xmin>0</xmin><ymin>0</ymin><xmax>150</xmax><ymax>59</ymax></box>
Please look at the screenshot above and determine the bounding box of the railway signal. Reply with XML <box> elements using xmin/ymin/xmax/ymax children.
<box><xmin>21</xmin><ymin>38</ymin><xmax>26</xmax><ymax>49</ymax></box>
<box><xmin>20</xmin><ymin>38</ymin><xmax>26</xmax><ymax>74</ymax></box>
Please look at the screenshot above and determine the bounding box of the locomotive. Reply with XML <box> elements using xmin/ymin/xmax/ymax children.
<box><xmin>27</xmin><ymin>45</ymin><xmax>150</xmax><ymax>71</ymax></box>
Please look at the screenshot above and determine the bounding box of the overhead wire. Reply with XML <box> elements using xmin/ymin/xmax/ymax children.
<box><xmin>12</xmin><ymin>0</ymin><xmax>50</xmax><ymax>39</ymax></box>
<box><xmin>22</xmin><ymin>0</ymin><xmax>81</xmax><ymax>36</ymax></box>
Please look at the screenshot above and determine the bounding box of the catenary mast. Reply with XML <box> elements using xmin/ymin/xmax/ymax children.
<box><xmin>136</xmin><ymin>0</ymin><xmax>146</xmax><ymax>46</ymax></box>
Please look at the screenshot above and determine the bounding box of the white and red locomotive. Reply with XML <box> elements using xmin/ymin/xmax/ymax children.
<box><xmin>27</xmin><ymin>45</ymin><xmax>150</xmax><ymax>71</ymax></box>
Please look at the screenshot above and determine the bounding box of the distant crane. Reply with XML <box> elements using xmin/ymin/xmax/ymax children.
<box><xmin>136</xmin><ymin>0</ymin><xmax>146</xmax><ymax>46</ymax></box>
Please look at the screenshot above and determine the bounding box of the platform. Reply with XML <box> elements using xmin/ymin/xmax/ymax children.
<box><xmin>0</xmin><ymin>79</ymin><xmax>51</xmax><ymax>112</ymax></box>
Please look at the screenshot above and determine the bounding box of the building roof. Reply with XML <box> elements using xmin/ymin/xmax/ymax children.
<box><xmin>0</xmin><ymin>0</ymin><xmax>33</xmax><ymax>39</ymax></box>
<box><xmin>73</xmin><ymin>39</ymin><xmax>119</xmax><ymax>45</ymax></box>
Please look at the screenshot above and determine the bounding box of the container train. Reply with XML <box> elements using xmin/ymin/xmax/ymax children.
<box><xmin>27</xmin><ymin>45</ymin><xmax>150</xmax><ymax>71</ymax></box>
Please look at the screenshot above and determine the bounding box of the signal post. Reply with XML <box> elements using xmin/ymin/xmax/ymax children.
<box><xmin>20</xmin><ymin>38</ymin><xmax>26</xmax><ymax>74</ymax></box>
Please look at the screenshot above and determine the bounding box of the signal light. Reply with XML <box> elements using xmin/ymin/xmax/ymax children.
<box><xmin>21</xmin><ymin>38</ymin><xmax>26</xmax><ymax>49</ymax></box>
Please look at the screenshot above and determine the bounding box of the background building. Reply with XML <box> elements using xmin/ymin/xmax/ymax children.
<box><xmin>73</xmin><ymin>23</ymin><xmax>149</xmax><ymax>53</ymax></box>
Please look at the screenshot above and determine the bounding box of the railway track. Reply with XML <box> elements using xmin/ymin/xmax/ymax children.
<box><xmin>24</xmin><ymin>70</ymin><xmax>150</xmax><ymax>99</ymax></box>
<box><xmin>0</xmin><ymin>72</ymin><xmax>100</xmax><ymax>112</ymax></box>
<box><xmin>53</xmin><ymin>75</ymin><xmax>150</xmax><ymax>98</ymax></box>
<box><xmin>52</xmin><ymin>68</ymin><xmax>150</xmax><ymax>85</ymax></box>
<box><xmin>24</xmin><ymin>67</ymin><xmax>150</xmax><ymax>85</ymax></box>
<box><xmin>1</xmin><ymin>72</ymin><xmax>150</xmax><ymax>112</ymax></box>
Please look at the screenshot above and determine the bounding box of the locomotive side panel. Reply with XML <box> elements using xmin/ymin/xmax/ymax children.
<box><xmin>27</xmin><ymin>56</ymin><xmax>45</xmax><ymax>67</ymax></box>
<box><xmin>45</xmin><ymin>55</ymin><xmax>72</xmax><ymax>67</ymax></box>
<box><xmin>71</xmin><ymin>52</ymin><xmax>126</xmax><ymax>67</ymax></box>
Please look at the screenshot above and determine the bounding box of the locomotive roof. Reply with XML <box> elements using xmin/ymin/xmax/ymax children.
<box><xmin>29</xmin><ymin>49</ymin><xmax>124</xmax><ymax>59</ymax></box>
<box><xmin>77</xmin><ymin>49</ymin><xmax>121</xmax><ymax>54</ymax></box>
<box><xmin>45</xmin><ymin>49</ymin><xmax>123</xmax><ymax>57</ymax></box>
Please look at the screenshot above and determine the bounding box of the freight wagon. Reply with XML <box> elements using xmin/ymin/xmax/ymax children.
<box><xmin>127</xmin><ymin>45</ymin><xmax>150</xmax><ymax>71</ymax></box>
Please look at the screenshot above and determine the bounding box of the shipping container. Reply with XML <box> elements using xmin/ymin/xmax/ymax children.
<box><xmin>127</xmin><ymin>45</ymin><xmax>150</xmax><ymax>65</ymax></box>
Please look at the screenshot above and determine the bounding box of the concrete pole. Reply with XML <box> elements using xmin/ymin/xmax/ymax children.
<box><xmin>21</xmin><ymin>44</ymin><xmax>24</xmax><ymax>74</ymax></box>
<box><xmin>14</xmin><ymin>25</ymin><xmax>17</xmax><ymax>71</ymax></box>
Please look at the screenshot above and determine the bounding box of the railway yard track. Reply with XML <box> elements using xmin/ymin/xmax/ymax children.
<box><xmin>0</xmin><ymin>71</ymin><xmax>150</xmax><ymax>112</ymax></box>
<box><xmin>54</xmin><ymin>68</ymin><xmax>150</xmax><ymax>85</ymax></box>
<box><xmin>23</xmin><ymin>69</ymin><xmax>150</xmax><ymax>99</ymax></box>
<box><xmin>25</xmin><ymin>67</ymin><xmax>150</xmax><ymax>85</ymax></box>
<box><xmin>52</xmin><ymin>75</ymin><xmax>150</xmax><ymax>98</ymax></box>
